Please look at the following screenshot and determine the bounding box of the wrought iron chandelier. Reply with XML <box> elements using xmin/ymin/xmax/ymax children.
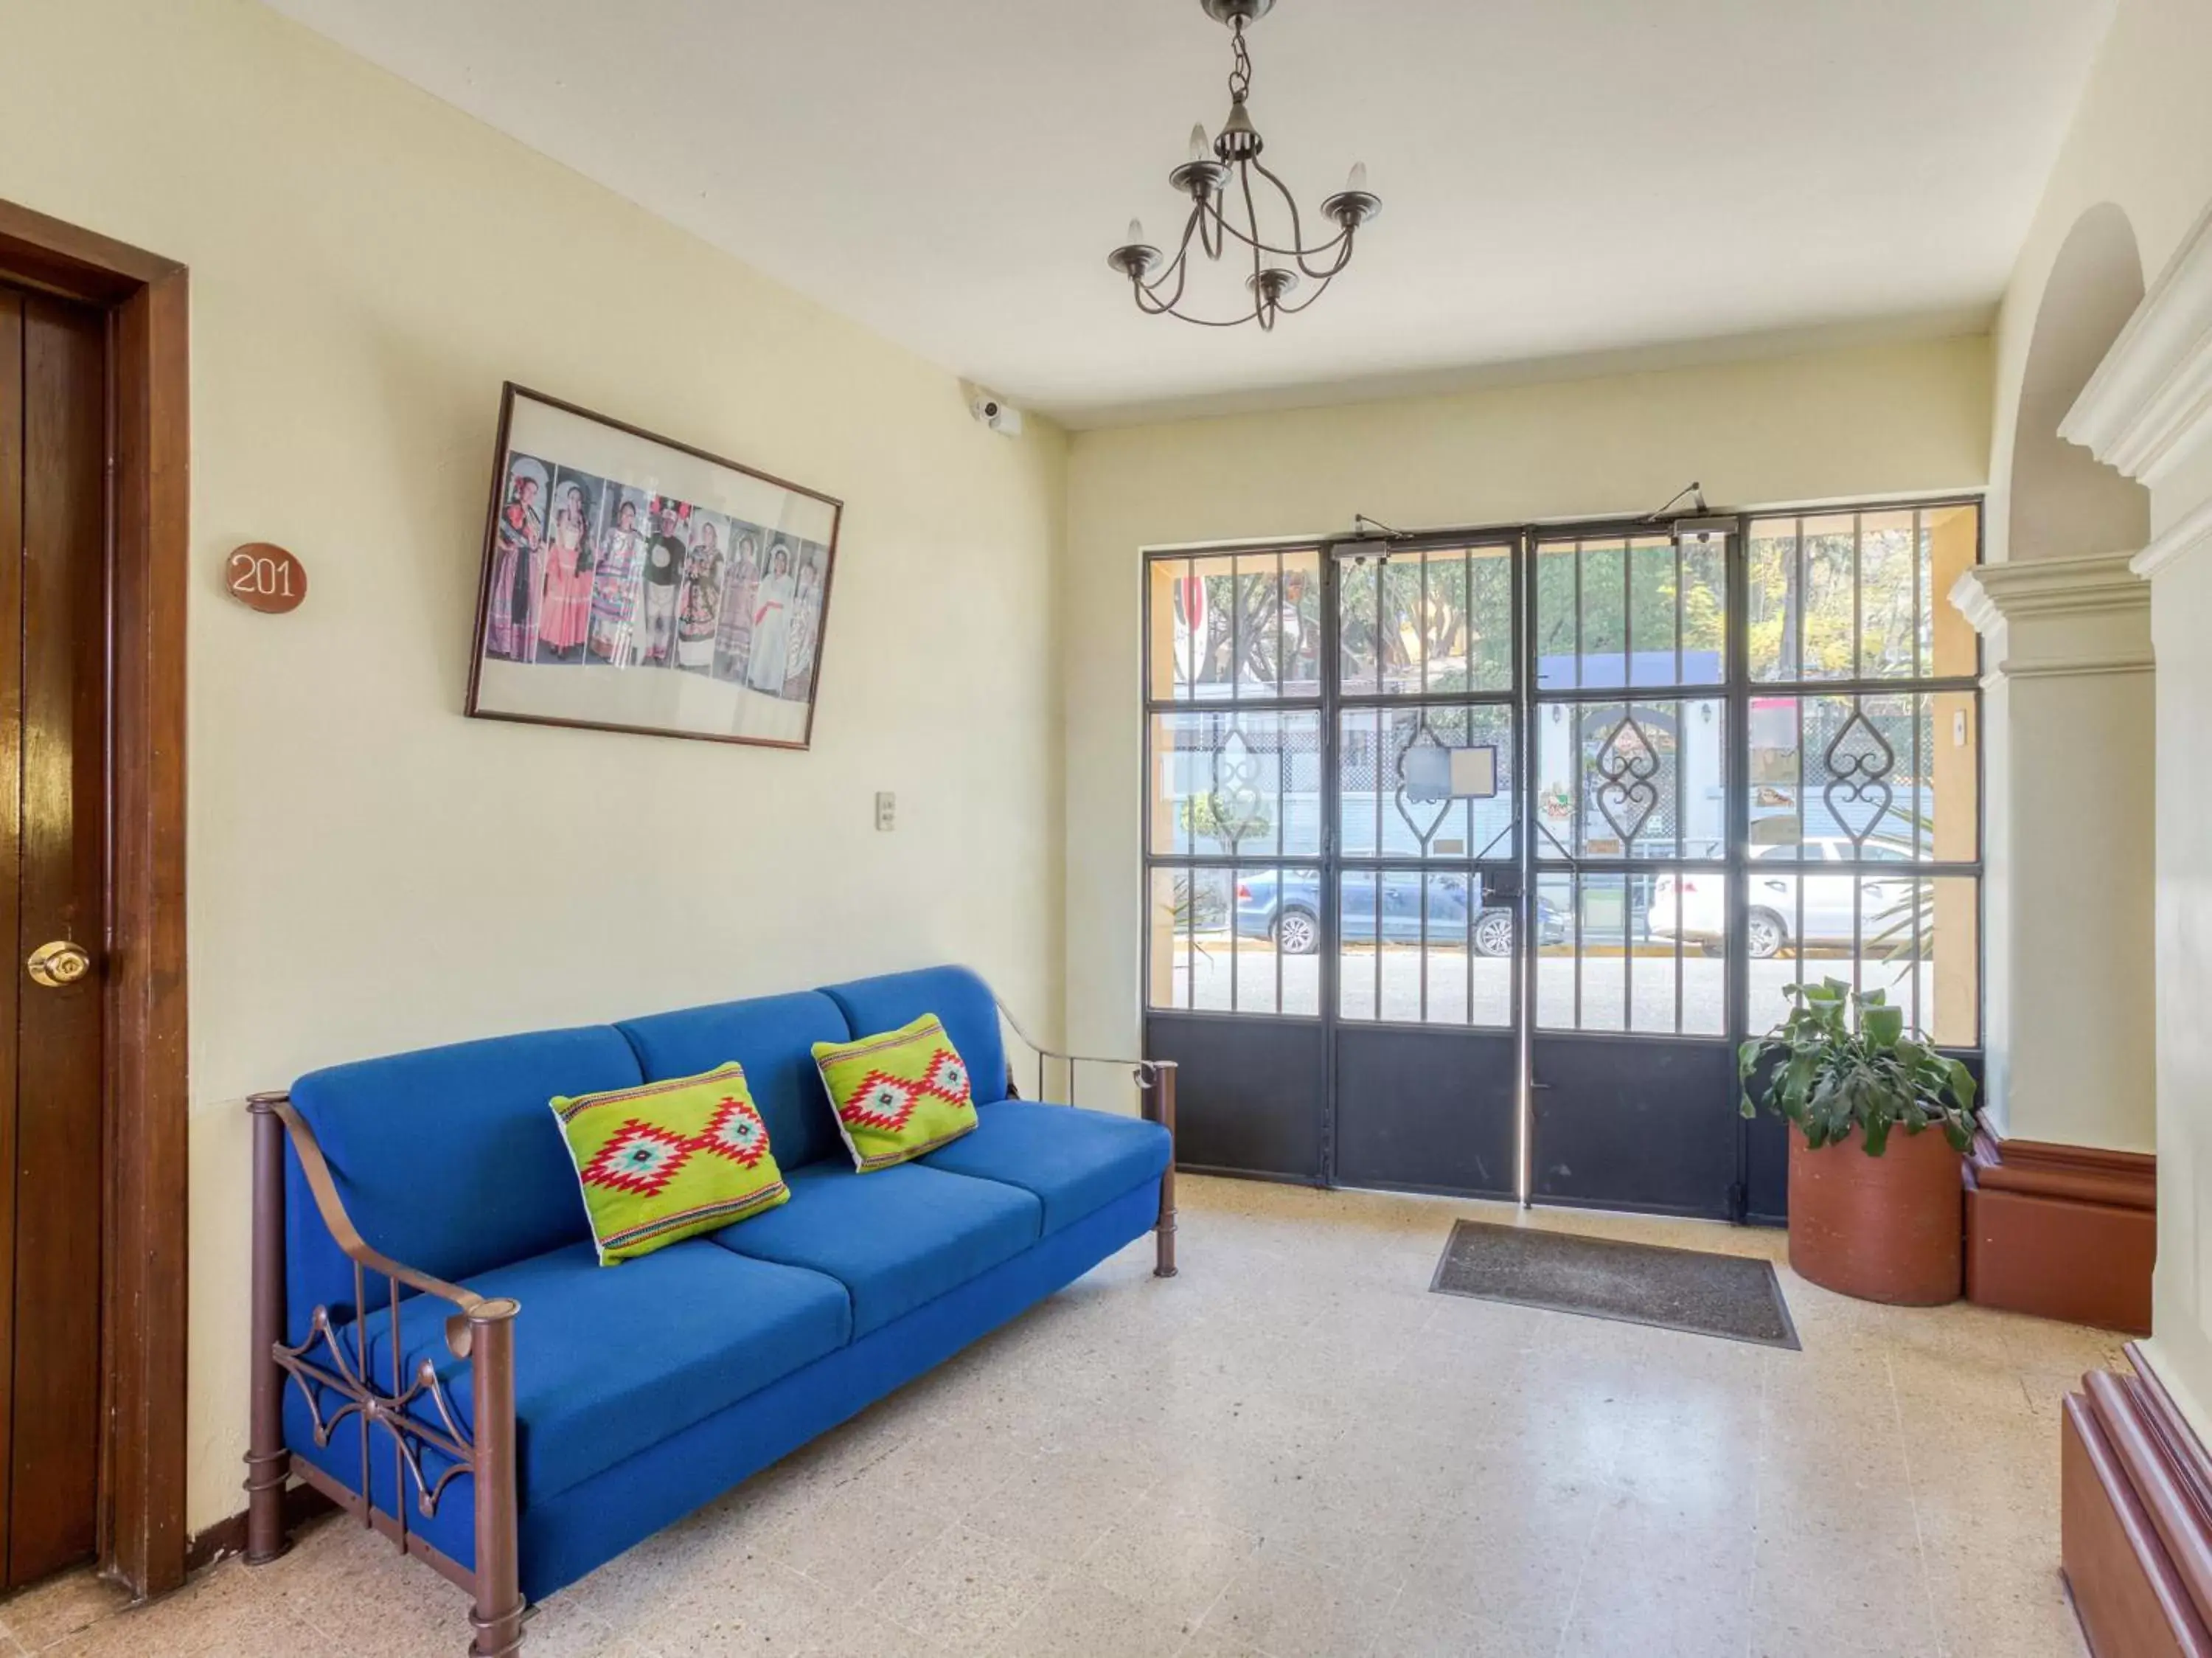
<box><xmin>1106</xmin><ymin>0</ymin><xmax>1380</xmax><ymax>330</ymax></box>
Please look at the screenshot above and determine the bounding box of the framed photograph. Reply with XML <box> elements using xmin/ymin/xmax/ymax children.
<box><xmin>465</xmin><ymin>384</ymin><xmax>843</xmax><ymax>749</ymax></box>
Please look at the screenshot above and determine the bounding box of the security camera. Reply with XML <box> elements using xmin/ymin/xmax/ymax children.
<box><xmin>969</xmin><ymin>393</ymin><xmax>1023</xmax><ymax>437</ymax></box>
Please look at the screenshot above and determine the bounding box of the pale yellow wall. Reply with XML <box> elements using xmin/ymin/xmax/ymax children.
<box><xmin>0</xmin><ymin>0</ymin><xmax>1068</xmax><ymax>1533</ymax></box>
<box><xmin>1983</xmin><ymin>0</ymin><xmax>2212</xmax><ymax>1438</ymax></box>
<box><xmin>1063</xmin><ymin>336</ymin><xmax>1994</xmax><ymax>1064</ymax></box>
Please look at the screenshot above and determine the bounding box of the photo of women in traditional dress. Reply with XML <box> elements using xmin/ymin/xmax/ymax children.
<box><xmin>535</xmin><ymin>472</ymin><xmax>601</xmax><ymax>663</ymax></box>
<box><xmin>745</xmin><ymin>543</ymin><xmax>796</xmax><ymax>693</ymax></box>
<box><xmin>780</xmin><ymin>547</ymin><xmax>826</xmax><ymax>701</ymax></box>
<box><xmin>675</xmin><ymin>516</ymin><xmax>728</xmax><ymax>674</ymax></box>
<box><xmin>640</xmin><ymin>498</ymin><xmax>691</xmax><ymax>667</ymax></box>
<box><xmin>470</xmin><ymin>386</ymin><xmax>844</xmax><ymax>749</ymax></box>
<box><xmin>588</xmin><ymin>486</ymin><xmax>650</xmax><ymax>666</ymax></box>
<box><xmin>713</xmin><ymin>529</ymin><xmax>761</xmax><ymax>684</ymax></box>
<box><xmin>486</xmin><ymin>456</ymin><xmax>549</xmax><ymax>660</ymax></box>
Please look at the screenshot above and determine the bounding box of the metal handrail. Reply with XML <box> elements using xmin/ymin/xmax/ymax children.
<box><xmin>993</xmin><ymin>998</ymin><xmax>1176</xmax><ymax>1106</ymax></box>
<box><xmin>252</xmin><ymin>1093</ymin><xmax>512</xmax><ymax>1358</ymax></box>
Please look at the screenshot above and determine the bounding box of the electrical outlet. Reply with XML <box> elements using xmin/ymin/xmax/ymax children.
<box><xmin>875</xmin><ymin>791</ymin><xmax>896</xmax><ymax>832</ymax></box>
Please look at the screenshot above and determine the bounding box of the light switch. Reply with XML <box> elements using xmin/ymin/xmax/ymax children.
<box><xmin>875</xmin><ymin>791</ymin><xmax>896</xmax><ymax>831</ymax></box>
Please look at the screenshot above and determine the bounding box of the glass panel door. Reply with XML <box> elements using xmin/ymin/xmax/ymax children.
<box><xmin>1527</xmin><ymin>527</ymin><xmax>1743</xmax><ymax>1216</ymax></box>
<box><xmin>1333</xmin><ymin>541</ymin><xmax>1521</xmax><ymax>1196</ymax></box>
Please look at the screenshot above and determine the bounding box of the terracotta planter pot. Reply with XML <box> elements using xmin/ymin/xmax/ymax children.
<box><xmin>1787</xmin><ymin>1123</ymin><xmax>1963</xmax><ymax>1305</ymax></box>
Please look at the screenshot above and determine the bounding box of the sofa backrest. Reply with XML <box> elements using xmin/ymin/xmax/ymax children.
<box><xmin>285</xmin><ymin>1024</ymin><xmax>641</xmax><ymax>1338</ymax></box>
<box><xmin>818</xmin><ymin>965</ymin><xmax>1009</xmax><ymax>1107</ymax></box>
<box><xmin>616</xmin><ymin>990</ymin><xmax>852</xmax><ymax>1173</ymax></box>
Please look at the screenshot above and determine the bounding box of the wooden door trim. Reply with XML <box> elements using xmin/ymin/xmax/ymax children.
<box><xmin>0</xmin><ymin>197</ymin><xmax>188</xmax><ymax>1600</ymax></box>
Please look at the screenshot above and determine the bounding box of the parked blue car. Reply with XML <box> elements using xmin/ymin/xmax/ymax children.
<box><xmin>1234</xmin><ymin>870</ymin><xmax>1568</xmax><ymax>957</ymax></box>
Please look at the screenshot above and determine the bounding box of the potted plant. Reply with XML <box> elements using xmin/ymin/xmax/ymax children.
<box><xmin>1739</xmin><ymin>978</ymin><xmax>1978</xmax><ymax>1305</ymax></box>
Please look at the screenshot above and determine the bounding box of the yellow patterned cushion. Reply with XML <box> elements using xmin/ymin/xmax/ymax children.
<box><xmin>549</xmin><ymin>1063</ymin><xmax>789</xmax><ymax>1263</ymax></box>
<box><xmin>812</xmin><ymin>1014</ymin><xmax>978</xmax><ymax>1173</ymax></box>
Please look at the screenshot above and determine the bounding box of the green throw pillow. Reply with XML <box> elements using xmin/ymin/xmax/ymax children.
<box><xmin>813</xmin><ymin>1014</ymin><xmax>979</xmax><ymax>1173</ymax></box>
<box><xmin>550</xmin><ymin>1062</ymin><xmax>789</xmax><ymax>1263</ymax></box>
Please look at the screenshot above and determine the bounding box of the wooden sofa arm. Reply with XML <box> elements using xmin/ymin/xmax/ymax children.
<box><xmin>992</xmin><ymin>1003</ymin><xmax>1178</xmax><ymax>1279</ymax></box>
<box><xmin>245</xmin><ymin>1093</ymin><xmax>525</xmax><ymax>1656</ymax></box>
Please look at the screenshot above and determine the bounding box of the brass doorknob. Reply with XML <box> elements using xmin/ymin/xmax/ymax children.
<box><xmin>26</xmin><ymin>940</ymin><xmax>92</xmax><ymax>989</ymax></box>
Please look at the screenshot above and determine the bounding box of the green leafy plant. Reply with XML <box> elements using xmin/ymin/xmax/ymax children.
<box><xmin>1178</xmin><ymin>791</ymin><xmax>1272</xmax><ymax>847</ymax></box>
<box><xmin>1738</xmin><ymin>977</ymin><xmax>1977</xmax><ymax>1156</ymax></box>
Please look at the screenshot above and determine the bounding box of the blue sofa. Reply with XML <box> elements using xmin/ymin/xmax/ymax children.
<box><xmin>241</xmin><ymin>965</ymin><xmax>1176</xmax><ymax>1656</ymax></box>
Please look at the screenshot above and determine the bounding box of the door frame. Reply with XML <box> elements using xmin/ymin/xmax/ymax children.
<box><xmin>0</xmin><ymin>198</ymin><xmax>189</xmax><ymax>1600</ymax></box>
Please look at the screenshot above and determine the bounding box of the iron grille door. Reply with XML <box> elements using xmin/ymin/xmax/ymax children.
<box><xmin>1329</xmin><ymin>536</ymin><xmax>1522</xmax><ymax>1198</ymax></box>
<box><xmin>1137</xmin><ymin>498</ymin><xmax>1984</xmax><ymax>1221</ymax></box>
<box><xmin>1523</xmin><ymin>524</ymin><xmax>1742</xmax><ymax>1217</ymax></box>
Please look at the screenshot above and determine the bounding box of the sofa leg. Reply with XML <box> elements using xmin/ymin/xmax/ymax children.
<box><xmin>1151</xmin><ymin>1064</ymin><xmax>1178</xmax><ymax>1278</ymax></box>
<box><xmin>244</xmin><ymin>1095</ymin><xmax>293</xmax><ymax>1564</ymax></box>
<box><xmin>468</xmin><ymin>1303</ymin><xmax>526</xmax><ymax>1657</ymax></box>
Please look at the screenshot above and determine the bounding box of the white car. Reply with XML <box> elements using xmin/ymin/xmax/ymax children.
<box><xmin>1646</xmin><ymin>838</ymin><xmax>1919</xmax><ymax>960</ymax></box>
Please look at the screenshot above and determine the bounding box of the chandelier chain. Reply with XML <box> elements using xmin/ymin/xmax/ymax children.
<box><xmin>1228</xmin><ymin>19</ymin><xmax>1252</xmax><ymax>103</ymax></box>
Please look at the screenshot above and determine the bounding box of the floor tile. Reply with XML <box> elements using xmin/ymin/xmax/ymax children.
<box><xmin>864</xmin><ymin>1523</ymin><xmax>1059</xmax><ymax>1654</ymax></box>
<box><xmin>987</xmin><ymin>1570</ymin><xmax>1192</xmax><ymax>1658</ymax></box>
<box><xmin>0</xmin><ymin>1571</ymin><xmax>132</xmax><ymax>1652</ymax></box>
<box><xmin>1080</xmin><ymin>1506</ymin><xmax>1262</xmax><ymax>1628</ymax></box>
<box><xmin>13</xmin><ymin>1177</ymin><xmax>2101</xmax><ymax>1658</ymax></box>
<box><xmin>1196</xmin><ymin>1539</ymin><xmax>1403</xmax><ymax>1658</ymax></box>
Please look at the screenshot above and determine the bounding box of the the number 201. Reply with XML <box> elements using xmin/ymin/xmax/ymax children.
<box><xmin>229</xmin><ymin>552</ymin><xmax>293</xmax><ymax>597</ymax></box>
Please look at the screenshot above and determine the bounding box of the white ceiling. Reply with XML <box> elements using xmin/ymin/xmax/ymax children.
<box><xmin>265</xmin><ymin>0</ymin><xmax>2114</xmax><ymax>428</ymax></box>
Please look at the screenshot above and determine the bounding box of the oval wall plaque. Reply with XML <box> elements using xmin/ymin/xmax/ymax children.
<box><xmin>226</xmin><ymin>543</ymin><xmax>307</xmax><ymax>614</ymax></box>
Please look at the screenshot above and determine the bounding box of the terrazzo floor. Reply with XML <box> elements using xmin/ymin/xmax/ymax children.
<box><xmin>0</xmin><ymin>1174</ymin><xmax>2114</xmax><ymax>1657</ymax></box>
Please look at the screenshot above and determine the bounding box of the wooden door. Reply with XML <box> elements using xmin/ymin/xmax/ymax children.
<box><xmin>0</xmin><ymin>282</ymin><xmax>107</xmax><ymax>1587</ymax></box>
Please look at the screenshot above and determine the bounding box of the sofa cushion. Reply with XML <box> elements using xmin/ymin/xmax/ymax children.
<box><xmin>818</xmin><ymin>966</ymin><xmax>1009</xmax><ymax>1107</ymax></box>
<box><xmin>707</xmin><ymin>1160</ymin><xmax>1040</xmax><ymax>1336</ymax></box>
<box><xmin>550</xmin><ymin>1064</ymin><xmax>791</xmax><ymax>1263</ymax></box>
<box><xmin>361</xmin><ymin>1239</ymin><xmax>850</xmax><ymax>1506</ymax></box>
<box><xmin>617</xmin><ymin>991</ymin><xmax>851</xmax><ymax>1172</ymax></box>
<box><xmin>813</xmin><ymin>1014</ymin><xmax>979</xmax><ymax>1173</ymax></box>
<box><xmin>920</xmin><ymin>1101</ymin><xmax>1171</xmax><ymax>1237</ymax></box>
<box><xmin>288</xmin><ymin>1024</ymin><xmax>643</xmax><ymax>1339</ymax></box>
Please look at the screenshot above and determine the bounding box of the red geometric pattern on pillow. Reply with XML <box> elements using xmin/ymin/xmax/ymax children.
<box><xmin>838</xmin><ymin>1071</ymin><xmax>920</xmax><ymax>1132</ymax></box>
<box><xmin>580</xmin><ymin>1120</ymin><xmax>698</xmax><ymax>1198</ymax></box>
<box><xmin>918</xmin><ymin>1048</ymin><xmax>971</xmax><ymax>1106</ymax></box>
<box><xmin>700</xmin><ymin>1095</ymin><xmax>773</xmax><ymax>1170</ymax></box>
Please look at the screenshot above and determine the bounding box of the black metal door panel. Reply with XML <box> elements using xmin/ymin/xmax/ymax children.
<box><xmin>1146</xmin><ymin>1013</ymin><xmax>1326</xmax><ymax>1182</ymax></box>
<box><xmin>1335</xmin><ymin>1025</ymin><xmax>1516</xmax><ymax>1196</ymax></box>
<box><xmin>1529</xmin><ymin>1036</ymin><xmax>1739</xmax><ymax>1217</ymax></box>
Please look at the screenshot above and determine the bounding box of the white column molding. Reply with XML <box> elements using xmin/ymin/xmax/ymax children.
<box><xmin>2132</xmin><ymin>496</ymin><xmax>2212</xmax><ymax>580</ymax></box>
<box><xmin>1950</xmin><ymin>549</ymin><xmax>2152</xmax><ymax>681</ymax></box>
<box><xmin>2062</xmin><ymin>198</ymin><xmax>2212</xmax><ymax>490</ymax></box>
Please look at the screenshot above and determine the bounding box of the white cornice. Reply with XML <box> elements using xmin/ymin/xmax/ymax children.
<box><xmin>2132</xmin><ymin>496</ymin><xmax>2212</xmax><ymax>580</ymax></box>
<box><xmin>1950</xmin><ymin>549</ymin><xmax>2149</xmax><ymax>631</ymax></box>
<box><xmin>1951</xmin><ymin>551</ymin><xmax>2152</xmax><ymax>683</ymax></box>
<box><xmin>2061</xmin><ymin>198</ymin><xmax>2212</xmax><ymax>488</ymax></box>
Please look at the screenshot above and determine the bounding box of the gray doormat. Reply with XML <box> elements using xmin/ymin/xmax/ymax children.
<box><xmin>1430</xmin><ymin>1219</ymin><xmax>1801</xmax><ymax>1350</ymax></box>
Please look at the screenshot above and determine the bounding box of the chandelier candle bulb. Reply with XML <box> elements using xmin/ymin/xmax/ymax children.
<box><xmin>1127</xmin><ymin>218</ymin><xmax>1145</xmax><ymax>246</ymax></box>
<box><xmin>1348</xmin><ymin>161</ymin><xmax>1368</xmax><ymax>191</ymax></box>
<box><xmin>1189</xmin><ymin>124</ymin><xmax>1209</xmax><ymax>162</ymax></box>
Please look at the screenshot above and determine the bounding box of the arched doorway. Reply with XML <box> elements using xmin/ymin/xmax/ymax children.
<box><xmin>2010</xmin><ymin>201</ymin><xmax>2151</xmax><ymax>560</ymax></box>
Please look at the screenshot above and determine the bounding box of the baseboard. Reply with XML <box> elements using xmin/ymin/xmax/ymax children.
<box><xmin>1965</xmin><ymin>1128</ymin><xmax>2154</xmax><ymax>1333</ymax></box>
<box><xmin>2063</xmin><ymin>1346</ymin><xmax>2212</xmax><ymax>1657</ymax></box>
<box><xmin>183</xmin><ymin>1482</ymin><xmax>335</xmax><ymax>1575</ymax></box>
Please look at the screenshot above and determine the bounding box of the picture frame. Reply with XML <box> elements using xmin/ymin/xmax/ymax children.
<box><xmin>465</xmin><ymin>384</ymin><xmax>844</xmax><ymax>749</ymax></box>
